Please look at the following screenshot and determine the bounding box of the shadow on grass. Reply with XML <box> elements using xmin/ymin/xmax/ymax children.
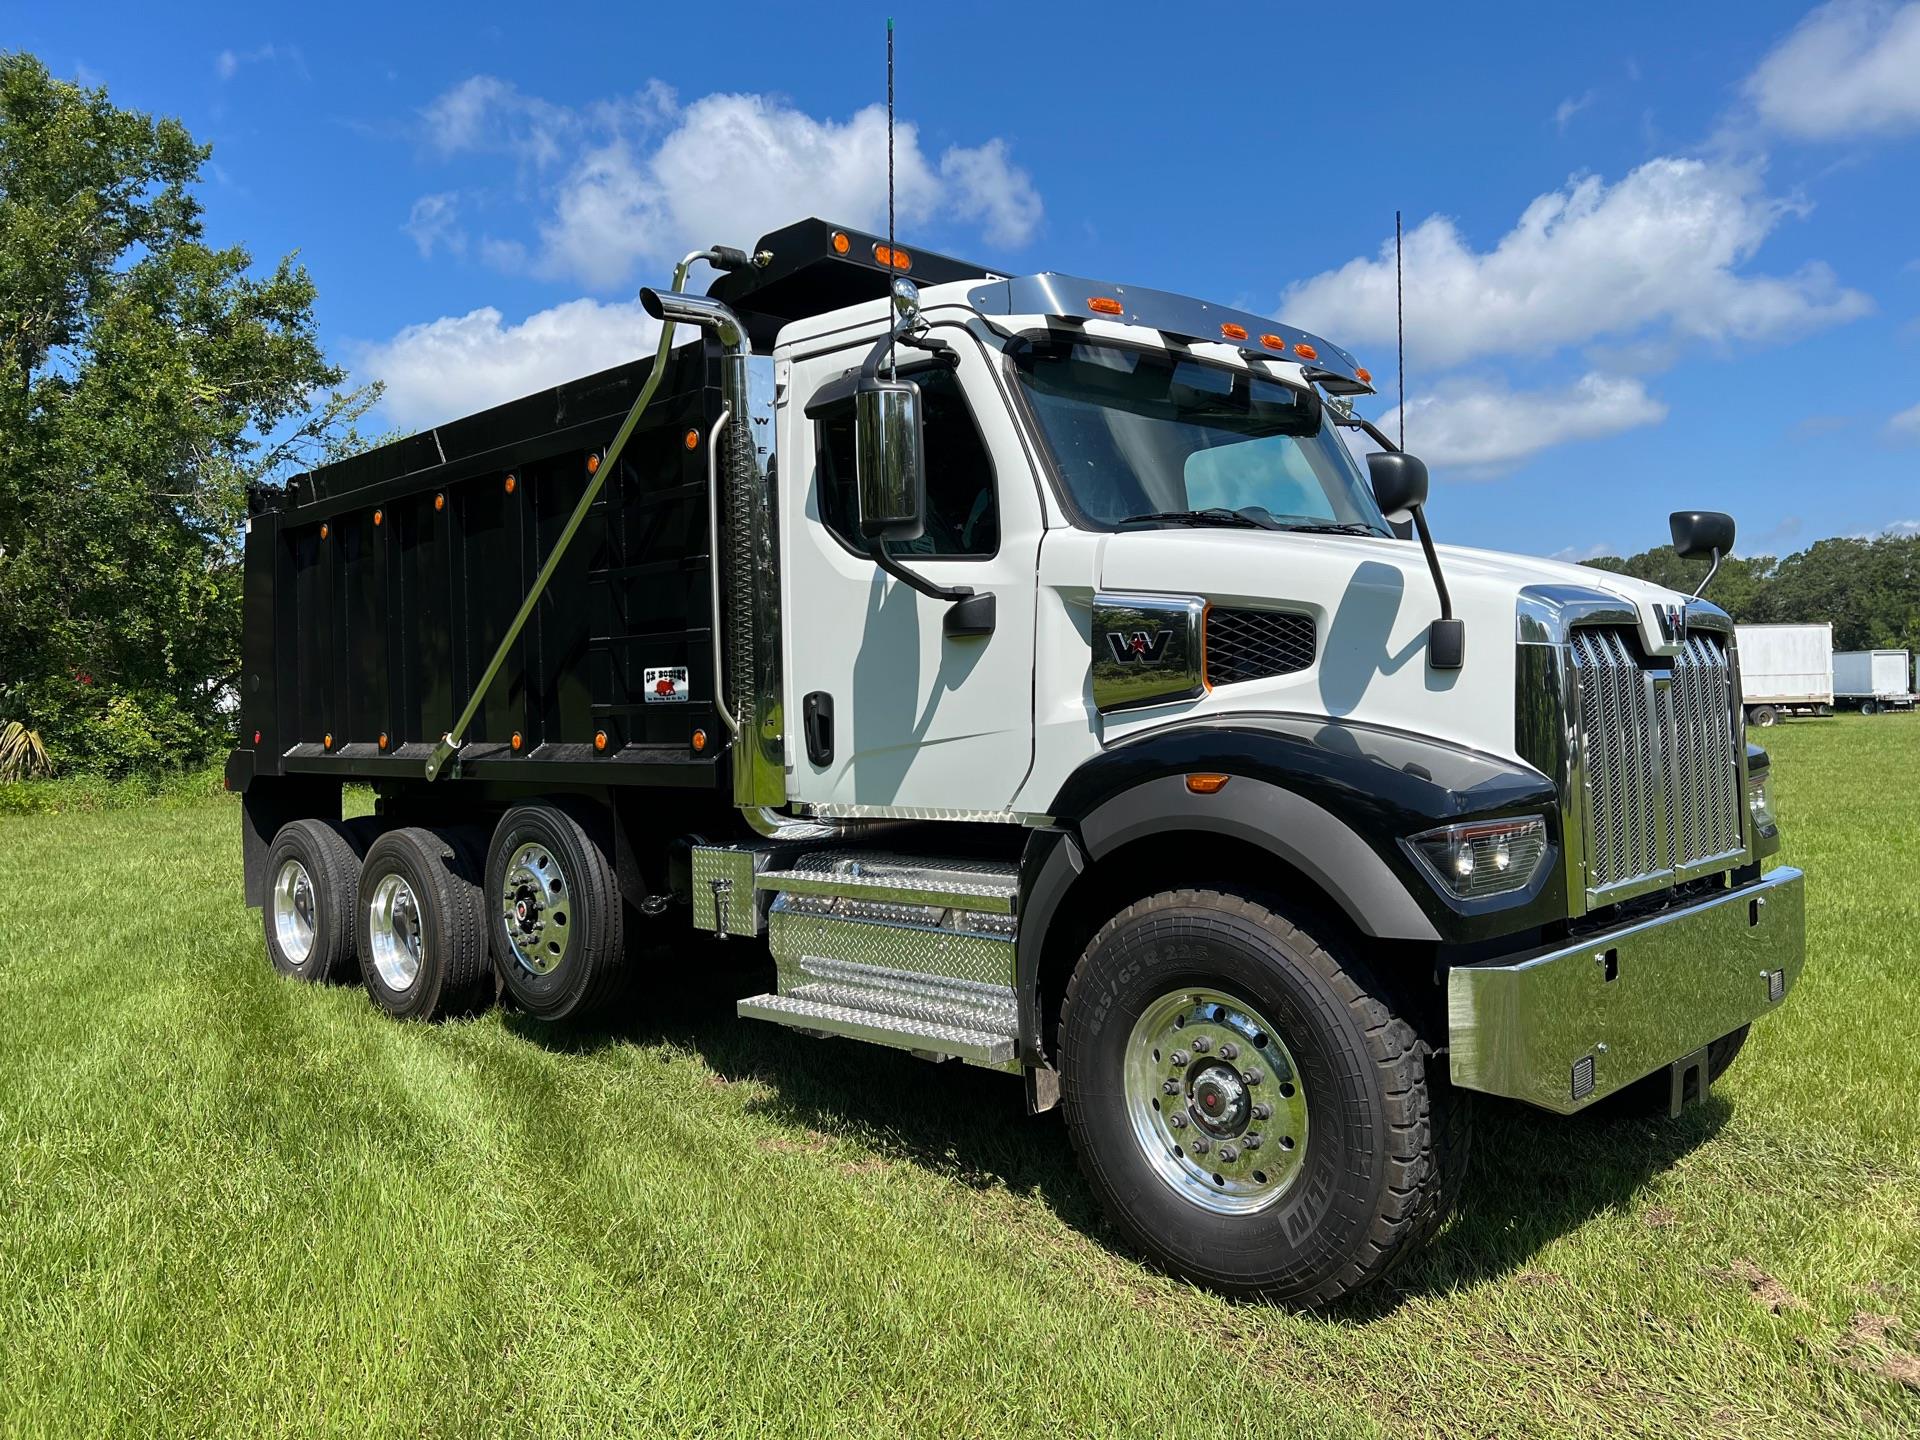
<box><xmin>504</xmin><ymin>945</ymin><xmax>1727</xmax><ymax>1314</ymax></box>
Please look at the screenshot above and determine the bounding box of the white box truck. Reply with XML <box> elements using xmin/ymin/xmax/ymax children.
<box><xmin>1834</xmin><ymin>649</ymin><xmax>1916</xmax><ymax>714</ymax></box>
<box><xmin>1736</xmin><ymin>623</ymin><xmax>1834</xmax><ymax>725</ymax></box>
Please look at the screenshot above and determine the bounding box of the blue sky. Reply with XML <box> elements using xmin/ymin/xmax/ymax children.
<box><xmin>13</xmin><ymin>0</ymin><xmax>1920</xmax><ymax>560</ymax></box>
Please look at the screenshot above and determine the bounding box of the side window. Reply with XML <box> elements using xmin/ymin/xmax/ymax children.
<box><xmin>814</xmin><ymin>364</ymin><xmax>999</xmax><ymax>558</ymax></box>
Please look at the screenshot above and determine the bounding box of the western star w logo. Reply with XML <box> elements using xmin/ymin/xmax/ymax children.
<box><xmin>1105</xmin><ymin>629</ymin><xmax>1171</xmax><ymax>664</ymax></box>
<box><xmin>1652</xmin><ymin>603</ymin><xmax>1689</xmax><ymax>648</ymax></box>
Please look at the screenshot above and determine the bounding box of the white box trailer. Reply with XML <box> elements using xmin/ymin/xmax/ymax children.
<box><xmin>1833</xmin><ymin>649</ymin><xmax>1916</xmax><ymax>714</ymax></box>
<box><xmin>1737</xmin><ymin>624</ymin><xmax>1834</xmax><ymax>725</ymax></box>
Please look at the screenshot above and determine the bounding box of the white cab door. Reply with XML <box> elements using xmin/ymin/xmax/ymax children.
<box><xmin>781</xmin><ymin>330</ymin><xmax>1042</xmax><ymax>813</ymax></box>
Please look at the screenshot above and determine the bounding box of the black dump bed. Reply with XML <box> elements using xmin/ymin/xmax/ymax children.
<box><xmin>234</xmin><ymin>338</ymin><xmax>725</xmax><ymax>790</ymax></box>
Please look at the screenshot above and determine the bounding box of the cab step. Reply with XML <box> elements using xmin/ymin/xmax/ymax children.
<box><xmin>736</xmin><ymin>992</ymin><xmax>1016</xmax><ymax>1066</ymax></box>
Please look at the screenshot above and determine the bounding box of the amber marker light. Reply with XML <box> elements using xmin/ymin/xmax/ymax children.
<box><xmin>593</xmin><ymin>730</ymin><xmax>609</xmax><ymax>752</ymax></box>
<box><xmin>1087</xmin><ymin>296</ymin><xmax>1125</xmax><ymax>316</ymax></box>
<box><xmin>1186</xmin><ymin>773</ymin><xmax>1231</xmax><ymax>795</ymax></box>
<box><xmin>872</xmin><ymin>243</ymin><xmax>912</xmax><ymax>271</ymax></box>
<box><xmin>1355</xmin><ymin>367</ymin><xmax>1373</xmax><ymax>385</ymax></box>
<box><xmin>1293</xmin><ymin>342</ymin><xmax>1318</xmax><ymax>360</ymax></box>
<box><xmin>684</xmin><ymin>428</ymin><xmax>700</xmax><ymax>450</ymax></box>
<box><xmin>319</xmin><ymin>522</ymin><xmax>329</xmax><ymax>539</ymax></box>
<box><xmin>831</xmin><ymin>230</ymin><xmax>851</xmax><ymax>254</ymax></box>
<box><xmin>504</xmin><ymin>473</ymin><xmax>517</xmax><ymax>494</ymax></box>
<box><xmin>586</xmin><ymin>453</ymin><xmax>601</xmax><ymax>474</ymax></box>
<box><xmin>434</xmin><ymin>492</ymin><xmax>446</xmax><ymax>512</ymax></box>
<box><xmin>1260</xmin><ymin>333</ymin><xmax>1287</xmax><ymax>352</ymax></box>
<box><xmin>510</xmin><ymin>732</ymin><xmax>523</xmax><ymax>752</ymax></box>
<box><xmin>1220</xmin><ymin>322</ymin><xmax>1249</xmax><ymax>341</ymax></box>
<box><xmin>691</xmin><ymin>728</ymin><xmax>708</xmax><ymax>753</ymax></box>
<box><xmin>323</xmin><ymin>732</ymin><xmax>334</xmax><ymax>749</ymax></box>
<box><xmin>377</xmin><ymin>732</ymin><xmax>389</xmax><ymax>751</ymax></box>
<box><xmin>372</xmin><ymin>509</ymin><xmax>383</xmax><ymax>527</ymax></box>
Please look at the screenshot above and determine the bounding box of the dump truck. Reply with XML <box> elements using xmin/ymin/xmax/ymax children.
<box><xmin>1833</xmin><ymin>649</ymin><xmax>1915</xmax><ymax>715</ymax></box>
<box><xmin>229</xmin><ymin>218</ymin><xmax>1804</xmax><ymax>1305</ymax></box>
<box><xmin>1736</xmin><ymin>622</ymin><xmax>1835</xmax><ymax>725</ymax></box>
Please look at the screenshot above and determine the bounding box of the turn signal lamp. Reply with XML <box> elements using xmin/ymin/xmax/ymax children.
<box><xmin>1186</xmin><ymin>773</ymin><xmax>1231</xmax><ymax>795</ymax></box>
<box><xmin>831</xmin><ymin>230</ymin><xmax>851</xmax><ymax>255</ymax></box>
<box><xmin>872</xmin><ymin>243</ymin><xmax>912</xmax><ymax>272</ymax></box>
<box><xmin>1219</xmin><ymin>323</ymin><xmax>1249</xmax><ymax>341</ymax></box>
<box><xmin>1087</xmin><ymin>296</ymin><xmax>1124</xmax><ymax>316</ymax></box>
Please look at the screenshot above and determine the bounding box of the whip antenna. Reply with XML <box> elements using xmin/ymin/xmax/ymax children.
<box><xmin>1395</xmin><ymin>209</ymin><xmax>1405</xmax><ymax>451</ymax></box>
<box><xmin>886</xmin><ymin>17</ymin><xmax>896</xmax><ymax>379</ymax></box>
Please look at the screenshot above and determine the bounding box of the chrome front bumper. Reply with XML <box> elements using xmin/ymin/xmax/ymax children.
<box><xmin>1447</xmin><ymin>867</ymin><xmax>1805</xmax><ymax>1113</ymax></box>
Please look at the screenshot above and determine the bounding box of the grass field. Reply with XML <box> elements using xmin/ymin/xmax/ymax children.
<box><xmin>2</xmin><ymin>718</ymin><xmax>1917</xmax><ymax>1438</ymax></box>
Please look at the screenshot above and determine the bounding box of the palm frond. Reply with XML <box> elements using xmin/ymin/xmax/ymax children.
<box><xmin>0</xmin><ymin>721</ymin><xmax>51</xmax><ymax>781</ymax></box>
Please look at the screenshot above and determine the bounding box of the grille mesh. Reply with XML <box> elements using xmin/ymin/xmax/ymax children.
<box><xmin>1206</xmin><ymin>608</ymin><xmax>1316</xmax><ymax>687</ymax></box>
<box><xmin>1570</xmin><ymin>627</ymin><xmax>1742</xmax><ymax>896</ymax></box>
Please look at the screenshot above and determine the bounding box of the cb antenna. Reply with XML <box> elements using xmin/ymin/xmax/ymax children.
<box><xmin>886</xmin><ymin>16</ymin><xmax>897</xmax><ymax>380</ymax></box>
<box><xmin>1395</xmin><ymin>208</ymin><xmax>1405</xmax><ymax>451</ymax></box>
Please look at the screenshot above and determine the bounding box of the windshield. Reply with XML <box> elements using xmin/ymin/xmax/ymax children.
<box><xmin>1011</xmin><ymin>339</ymin><xmax>1388</xmax><ymax>534</ymax></box>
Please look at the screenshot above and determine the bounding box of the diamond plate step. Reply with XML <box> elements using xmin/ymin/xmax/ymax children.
<box><xmin>757</xmin><ymin>851</ymin><xmax>1018</xmax><ymax>914</ymax></box>
<box><xmin>737</xmin><ymin>992</ymin><xmax>1016</xmax><ymax>1066</ymax></box>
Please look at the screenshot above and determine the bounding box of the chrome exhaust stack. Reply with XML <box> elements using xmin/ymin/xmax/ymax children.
<box><xmin>638</xmin><ymin>284</ymin><xmax>784</xmax><ymax>814</ymax></box>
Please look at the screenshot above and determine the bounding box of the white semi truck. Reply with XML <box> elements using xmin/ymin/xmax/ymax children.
<box><xmin>1833</xmin><ymin>649</ymin><xmax>1916</xmax><ymax>714</ymax></box>
<box><xmin>230</xmin><ymin>218</ymin><xmax>1804</xmax><ymax>1305</ymax></box>
<box><xmin>1736</xmin><ymin>622</ymin><xmax>1835</xmax><ymax>725</ymax></box>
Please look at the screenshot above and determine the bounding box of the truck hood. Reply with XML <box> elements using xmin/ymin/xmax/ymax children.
<box><xmin>1091</xmin><ymin>528</ymin><xmax>1703</xmax><ymax>763</ymax></box>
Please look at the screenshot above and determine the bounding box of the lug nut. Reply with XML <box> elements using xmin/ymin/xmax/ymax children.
<box><xmin>1218</xmin><ymin>1144</ymin><xmax>1238</xmax><ymax>1163</ymax></box>
<box><xmin>1190</xmin><ymin>1137</ymin><xmax>1210</xmax><ymax>1155</ymax></box>
<box><xmin>1242</xmin><ymin>1068</ymin><xmax>1263</xmax><ymax>1085</ymax></box>
<box><xmin>1252</xmin><ymin>1103</ymin><xmax>1272</xmax><ymax>1121</ymax></box>
<box><xmin>1219</xmin><ymin>1042</ymin><xmax>1239</xmax><ymax>1060</ymax></box>
<box><xmin>1168</xmin><ymin>1113</ymin><xmax>1187</xmax><ymax>1129</ymax></box>
<box><xmin>1244</xmin><ymin>1133</ymin><xmax>1262</xmax><ymax>1150</ymax></box>
<box><xmin>1162</xmin><ymin>1079</ymin><xmax>1180</xmax><ymax>1096</ymax></box>
<box><xmin>1191</xmin><ymin>1036</ymin><xmax>1211</xmax><ymax>1054</ymax></box>
<box><xmin>1170</xmin><ymin>1050</ymin><xmax>1189</xmax><ymax>1067</ymax></box>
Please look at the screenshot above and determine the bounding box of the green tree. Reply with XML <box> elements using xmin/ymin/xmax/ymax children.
<box><xmin>0</xmin><ymin>53</ymin><xmax>378</xmax><ymax>774</ymax></box>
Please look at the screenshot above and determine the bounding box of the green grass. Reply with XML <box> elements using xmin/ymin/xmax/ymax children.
<box><xmin>2</xmin><ymin>718</ymin><xmax>1917</xmax><ymax>1438</ymax></box>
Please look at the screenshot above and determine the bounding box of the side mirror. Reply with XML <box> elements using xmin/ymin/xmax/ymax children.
<box><xmin>1669</xmin><ymin>510</ymin><xmax>1735</xmax><ymax>561</ymax></box>
<box><xmin>1367</xmin><ymin>451</ymin><xmax>1430</xmax><ymax>523</ymax></box>
<box><xmin>854</xmin><ymin>376</ymin><xmax>926</xmax><ymax>542</ymax></box>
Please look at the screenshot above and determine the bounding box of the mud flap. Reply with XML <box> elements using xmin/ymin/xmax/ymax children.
<box><xmin>1667</xmin><ymin>1044</ymin><xmax>1712</xmax><ymax>1119</ymax></box>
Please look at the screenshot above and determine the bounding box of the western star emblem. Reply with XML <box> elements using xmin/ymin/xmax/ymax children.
<box><xmin>1105</xmin><ymin>629</ymin><xmax>1172</xmax><ymax>664</ymax></box>
<box><xmin>1653</xmin><ymin>602</ymin><xmax>1689</xmax><ymax>648</ymax></box>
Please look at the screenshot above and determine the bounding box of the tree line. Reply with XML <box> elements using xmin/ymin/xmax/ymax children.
<box><xmin>1583</xmin><ymin>533</ymin><xmax>1920</xmax><ymax>654</ymax></box>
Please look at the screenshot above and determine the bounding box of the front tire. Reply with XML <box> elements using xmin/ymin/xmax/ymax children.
<box><xmin>1059</xmin><ymin>889</ymin><xmax>1456</xmax><ymax>1306</ymax></box>
<box><xmin>484</xmin><ymin>803</ymin><xmax>626</xmax><ymax>1022</ymax></box>
<box><xmin>1750</xmin><ymin>705</ymin><xmax>1778</xmax><ymax>728</ymax></box>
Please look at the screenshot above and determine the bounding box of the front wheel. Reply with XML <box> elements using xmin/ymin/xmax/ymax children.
<box><xmin>1749</xmin><ymin>705</ymin><xmax>1778</xmax><ymax>728</ymax></box>
<box><xmin>1058</xmin><ymin>889</ymin><xmax>1460</xmax><ymax>1306</ymax></box>
<box><xmin>1860</xmin><ymin>699</ymin><xmax>1879</xmax><ymax>716</ymax></box>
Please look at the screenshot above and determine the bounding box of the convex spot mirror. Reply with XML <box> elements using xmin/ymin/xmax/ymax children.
<box><xmin>1669</xmin><ymin>510</ymin><xmax>1736</xmax><ymax>560</ymax></box>
<box><xmin>1367</xmin><ymin>451</ymin><xmax>1430</xmax><ymax>524</ymax></box>
<box><xmin>854</xmin><ymin>376</ymin><xmax>927</xmax><ymax>542</ymax></box>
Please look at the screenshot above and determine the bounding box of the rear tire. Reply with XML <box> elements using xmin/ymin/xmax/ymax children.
<box><xmin>1058</xmin><ymin>888</ymin><xmax>1458</xmax><ymax>1306</ymax></box>
<box><xmin>484</xmin><ymin>803</ymin><xmax>626</xmax><ymax>1022</ymax></box>
<box><xmin>263</xmin><ymin>819</ymin><xmax>367</xmax><ymax>983</ymax></box>
<box><xmin>1750</xmin><ymin>705</ymin><xmax>1778</xmax><ymax>727</ymax></box>
<box><xmin>1860</xmin><ymin>699</ymin><xmax>1879</xmax><ymax>716</ymax></box>
<box><xmin>356</xmin><ymin>827</ymin><xmax>492</xmax><ymax>1021</ymax></box>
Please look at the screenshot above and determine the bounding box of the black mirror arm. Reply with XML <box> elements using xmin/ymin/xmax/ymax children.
<box><xmin>868</xmin><ymin>539</ymin><xmax>975</xmax><ymax>603</ymax></box>
<box><xmin>1341</xmin><ymin>410</ymin><xmax>1462</xmax><ymax>667</ymax></box>
<box><xmin>1692</xmin><ymin>548</ymin><xmax>1722</xmax><ymax>600</ymax></box>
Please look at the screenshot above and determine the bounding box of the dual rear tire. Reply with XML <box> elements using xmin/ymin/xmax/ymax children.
<box><xmin>262</xmin><ymin>802</ymin><xmax>628</xmax><ymax>1024</ymax></box>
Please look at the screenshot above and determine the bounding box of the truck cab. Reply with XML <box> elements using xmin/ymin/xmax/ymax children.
<box><xmin>231</xmin><ymin>217</ymin><xmax>1805</xmax><ymax>1306</ymax></box>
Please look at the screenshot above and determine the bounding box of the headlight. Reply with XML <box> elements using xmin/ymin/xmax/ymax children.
<box><xmin>1407</xmin><ymin>817</ymin><xmax>1549</xmax><ymax>899</ymax></box>
<box><xmin>1747</xmin><ymin>769</ymin><xmax>1778</xmax><ymax>836</ymax></box>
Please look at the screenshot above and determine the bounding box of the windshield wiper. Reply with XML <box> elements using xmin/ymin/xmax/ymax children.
<box><xmin>1116</xmin><ymin>508</ymin><xmax>1278</xmax><ymax>530</ymax></box>
<box><xmin>1281</xmin><ymin>521</ymin><xmax>1384</xmax><ymax>537</ymax></box>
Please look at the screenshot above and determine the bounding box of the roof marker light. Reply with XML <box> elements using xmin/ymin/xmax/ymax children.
<box><xmin>1259</xmin><ymin>333</ymin><xmax>1287</xmax><ymax>351</ymax></box>
<box><xmin>1219</xmin><ymin>323</ymin><xmax>1249</xmax><ymax>341</ymax></box>
<box><xmin>872</xmin><ymin>243</ymin><xmax>912</xmax><ymax>272</ymax></box>
<box><xmin>1292</xmin><ymin>342</ymin><xmax>1318</xmax><ymax>360</ymax></box>
<box><xmin>1355</xmin><ymin>367</ymin><xmax>1373</xmax><ymax>385</ymax></box>
<box><xmin>831</xmin><ymin>230</ymin><xmax>851</xmax><ymax>254</ymax></box>
<box><xmin>1087</xmin><ymin>296</ymin><xmax>1124</xmax><ymax>316</ymax></box>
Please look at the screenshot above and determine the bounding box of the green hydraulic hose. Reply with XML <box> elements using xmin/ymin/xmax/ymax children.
<box><xmin>424</xmin><ymin>256</ymin><xmax>700</xmax><ymax>781</ymax></box>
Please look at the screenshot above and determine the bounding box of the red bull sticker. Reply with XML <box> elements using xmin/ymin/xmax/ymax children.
<box><xmin>643</xmin><ymin>666</ymin><xmax>689</xmax><ymax>703</ymax></box>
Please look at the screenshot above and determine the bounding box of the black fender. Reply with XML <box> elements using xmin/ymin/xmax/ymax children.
<box><xmin>1014</xmin><ymin>713</ymin><xmax>1563</xmax><ymax>1062</ymax></box>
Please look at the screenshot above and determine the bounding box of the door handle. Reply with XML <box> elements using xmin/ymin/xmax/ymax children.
<box><xmin>803</xmin><ymin>691</ymin><xmax>834</xmax><ymax>766</ymax></box>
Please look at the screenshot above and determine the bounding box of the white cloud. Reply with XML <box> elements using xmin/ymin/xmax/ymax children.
<box><xmin>1880</xmin><ymin>519</ymin><xmax>1920</xmax><ymax>536</ymax></box>
<box><xmin>214</xmin><ymin>44</ymin><xmax>302</xmax><ymax>82</ymax></box>
<box><xmin>1744</xmin><ymin>1</ymin><xmax>1920</xmax><ymax>140</ymax></box>
<box><xmin>352</xmin><ymin>299</ymin><xmax>667</xmax><ymax>431</ymax></box>
<box><xmin>416</xmin><ymin>78</ymin><xmax>1041</xmax><ymax>290</ymax></box>
<box><xmin>1552</xmin><ymin>540</ymin><xmax>1614</xmax><ymax>563</ymax></box>
<box><xmin>1280</xmin><ymin>158</ymin><xmax>1870</xmax><ymax>371</ymax></box>
<box><xmin>1554</xmin><ymin>91</ymin><xmax>1595</xmax><ymax>133</ymax></box>
<box><xmin>1381</xmin><ymin>373</ymin><xmax>1668</xmax><ymax>471</ymax></box>
<box><xmin>1888</xmin><ymin>400</ymin><xmax>1920</xmax><ymax>442</ymax></box>
<box><xmin>402</xmin><ymin>193</ymin><xmax>465</xmax><ymax>259</ymax></box>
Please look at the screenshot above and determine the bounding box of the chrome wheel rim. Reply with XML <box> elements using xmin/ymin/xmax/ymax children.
<box><xmin>367</xmin><ymin>873</ymin><xmax>425</xmax><ymax>992</ymax></box>
<box><xmin>1124</xmin><ymin>987</ymin><xmax>1309</xmax><ymax>1216</ymax></box>
<box><xmin>500</xmin><ymin>842</ymin><xmax>571</xmax><ymax>976</ymax></box>
<box><xmin>272</xmin><ymin>859</ymin><xmax>317</xmax><ymax>964</ymax></box>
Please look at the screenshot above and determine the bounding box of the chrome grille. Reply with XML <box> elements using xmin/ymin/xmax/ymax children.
<box><xmin>1206</xmin><ymin>607</ymin><xmax>1316</xmax><ymax>687</ymax></box>
<box><xmin>1569</xmin><ymin>626</ymin><xmax>1743</xmax><ymax>899</ymax></box>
